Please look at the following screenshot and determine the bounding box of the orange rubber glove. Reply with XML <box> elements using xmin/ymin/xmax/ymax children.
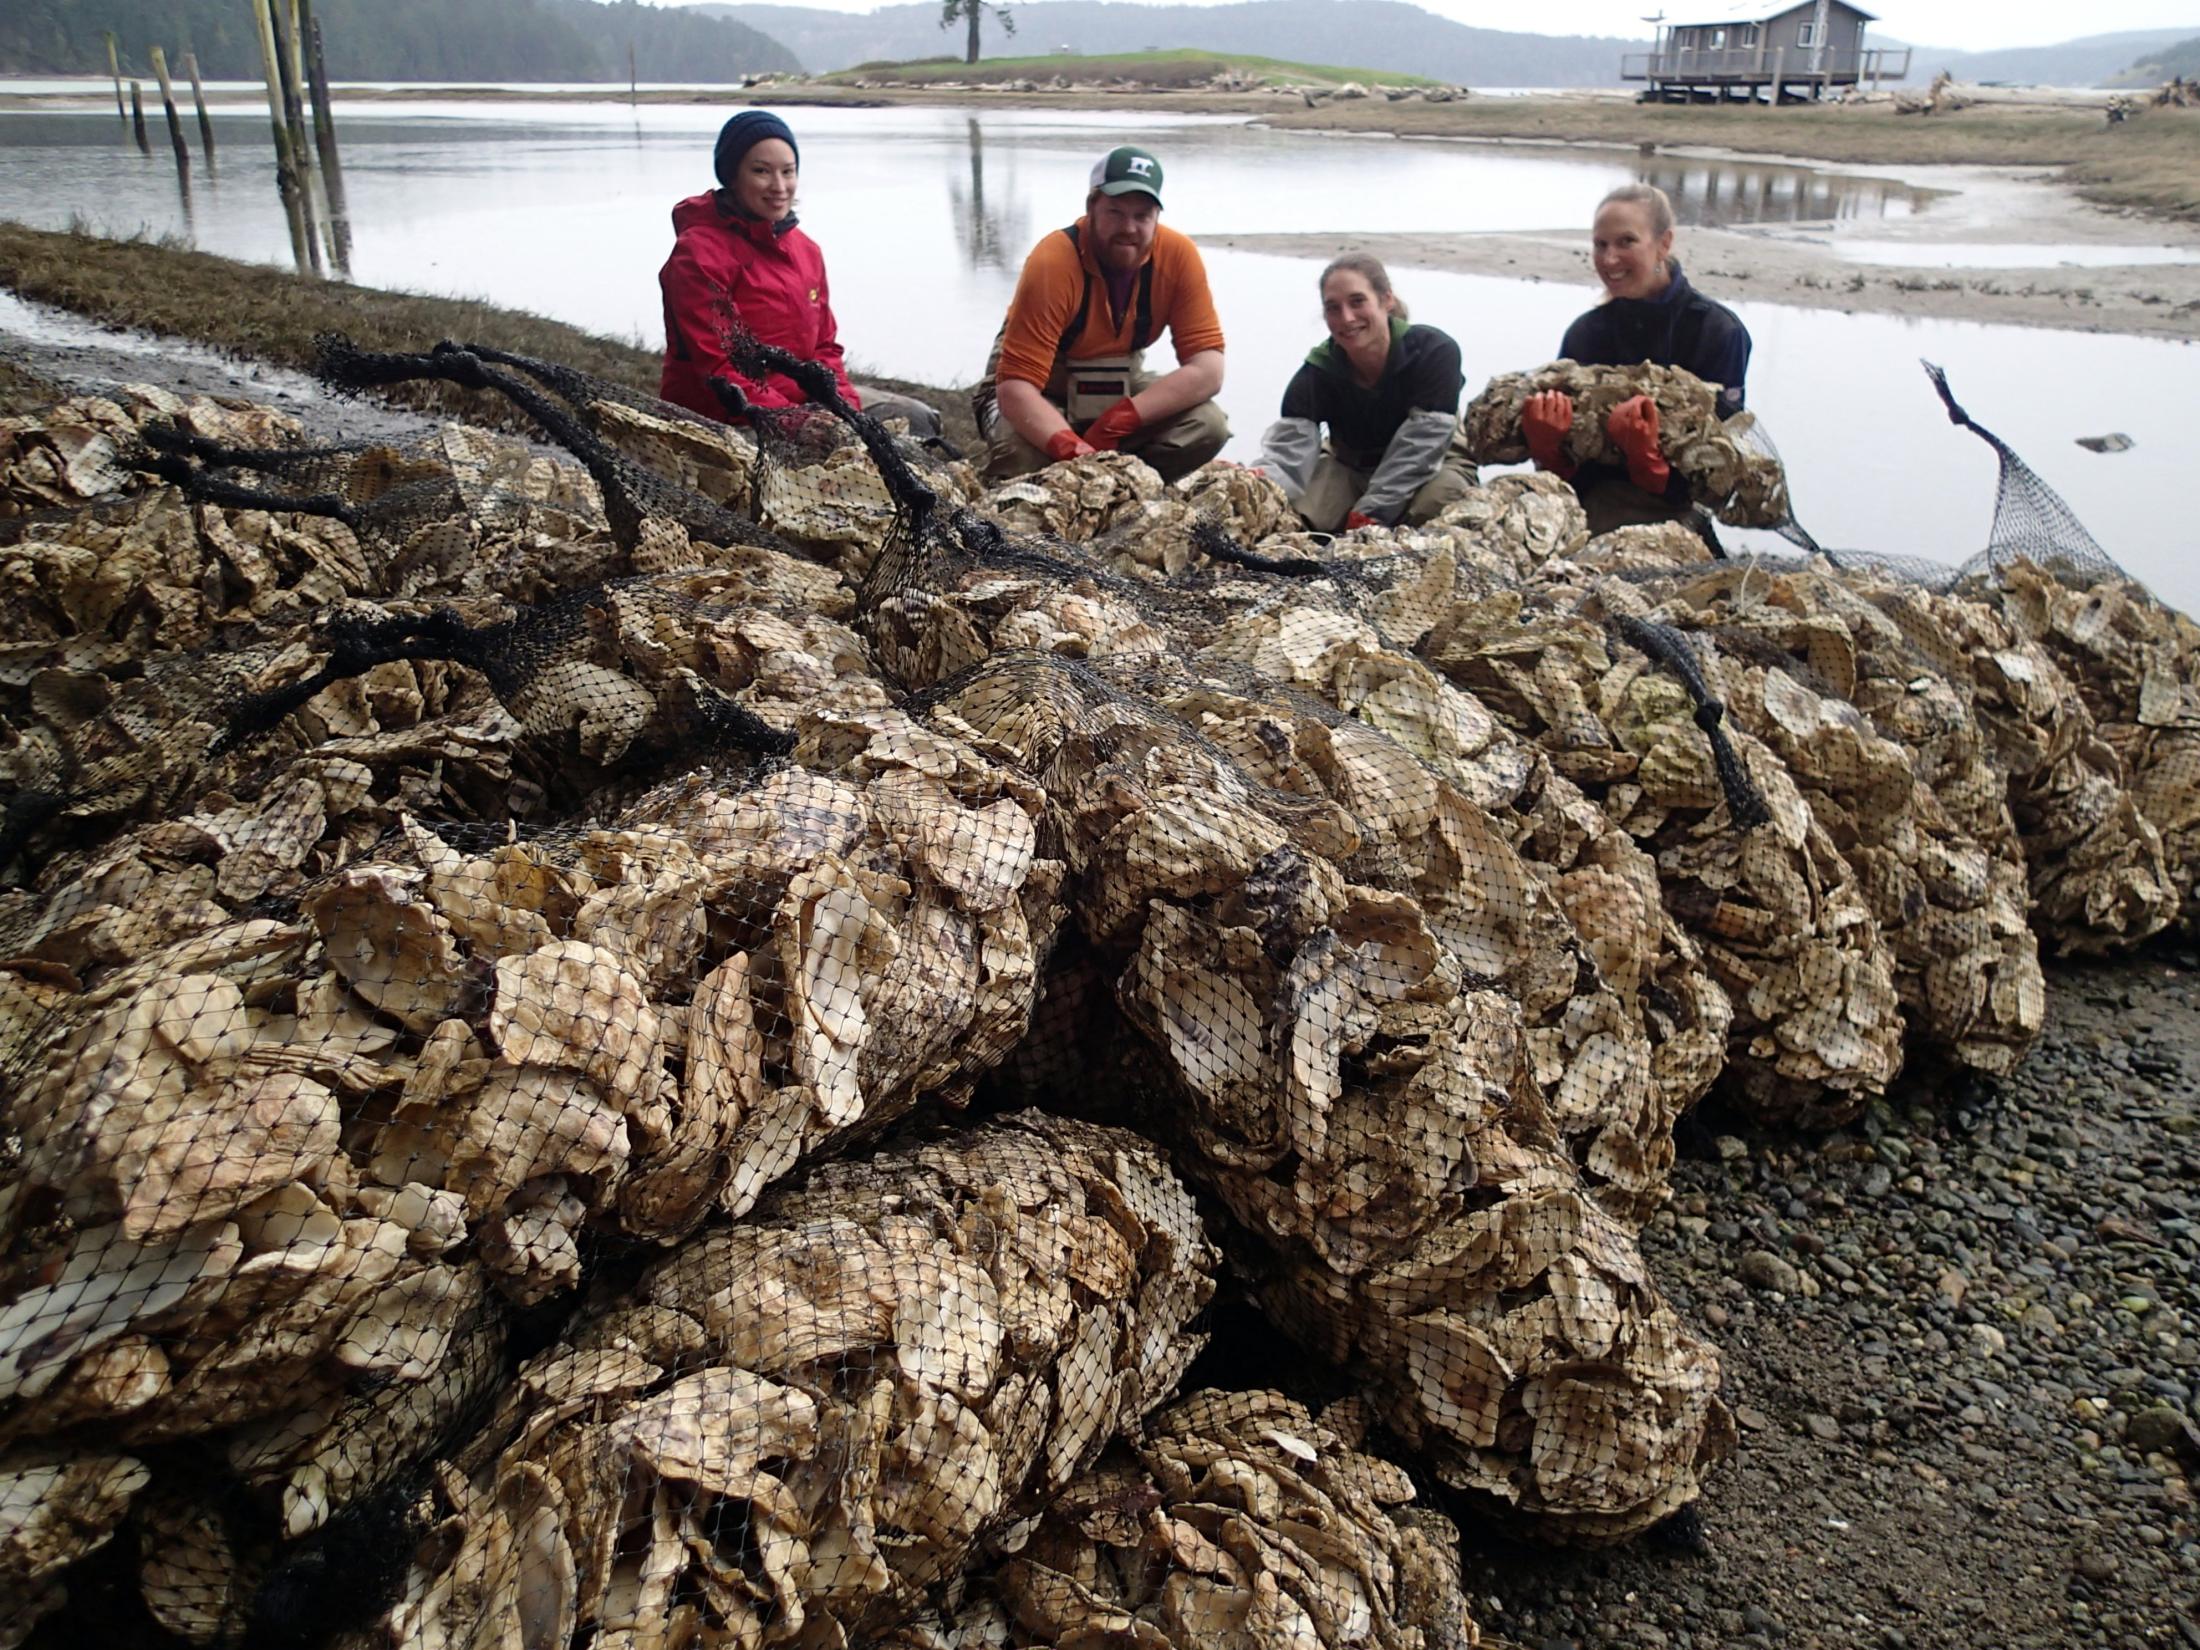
<box><xmin>1084</xmin><ymin>396</ymin><xmax>1144</xmax><ymax>452</ymax></box>
<box><xmin>1607</xmin><ymin>395</ymin><xmax>1671</xmax><ymax>494</ymax></box>
<box><xmin>1522</xmin><ymin>389</ymin><xmax>1576</xmax><ymax>478</ymax></box>
<box><xmin>1045</xmin><ymin>428</ymin><xmax>1098</xmax><ymax>463</ymax></box>
<box><xmin>1344</xmin><ymin>510</ymin><xmax>1382</xmax><ymax>532</ymax></box>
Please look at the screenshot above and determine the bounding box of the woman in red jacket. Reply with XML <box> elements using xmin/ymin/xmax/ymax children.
<box><xmin>658</xmin><ymin>111</ymin><xmax>939</xmax><ymax>436</ymax></box>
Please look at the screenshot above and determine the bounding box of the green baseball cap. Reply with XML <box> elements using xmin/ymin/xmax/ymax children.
<box><xmin>1090</xmin><ymin>145</ymin><xmax>1164</xmax><ymax>204</ymax></box>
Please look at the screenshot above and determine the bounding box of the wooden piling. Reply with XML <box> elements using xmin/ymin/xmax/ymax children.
<box><xmin>181</xmin><ymin>52</ymin><xmax>217</xmax><ymax>164</ymax></box>
<box><xmin>250</xmin><ymin>0</ymin><xmax>298</xmax><ymax>188</ymax></box>
<box><xmin>629</xmin><ymin>40</ymin><xmax>638</xmax><ymax>105</ymax></box>
<box><xmin>105</xmin><ymin>31</ymin><xmax>127</xmax><ymax>120</ymax></box>
<box><xmin>1766</xmin><ymin>47</ymin><xmax>1785</xmax><ymax>109</ymax></box>
<box><xmin>250</xmin><ymin>0</ymin><xmax>319</xmax><ymax>275</ymax></box>
<box><xmin>299</xmin><ymin>0</ymin><xmax>345</xmax><ymax>188</ymax></box>
<box><xmin>277</xmin><ymin>0</ymin><xmax>314</xmax><ymax>181</ymax></box>
<box><xmin>130</xmin><ymin>81</ymin><xmax>151</xmax><ymax>154</ymax></box>
<box><xmin>149</xmin><ymin>47</ymin><xmax>192</xmax><ymax>179</ymax></box>
<box><xmin>299</xmin><ymin>0</ymin><xmax>352</xmax><ymax>274</ymax></box>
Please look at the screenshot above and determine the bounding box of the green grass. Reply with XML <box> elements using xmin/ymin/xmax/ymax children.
<box><xmin>0</xmin><ymin>222</ymin><xmax>978</xmax><ymax>446</ymax></box>
<box><xmin>827</xmin><ymin>48</ymin><xmax>1437</xmax><ymax>89</ymax></box>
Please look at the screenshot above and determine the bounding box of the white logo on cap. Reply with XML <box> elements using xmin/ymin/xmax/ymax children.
<box><xmin>1126</xmin><ymin>156</ymin><xmax>1155</xmax><ymax>177</ymax></box>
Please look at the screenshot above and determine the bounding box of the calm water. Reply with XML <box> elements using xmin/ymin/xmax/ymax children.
<box><xmin>1</xmin><ymin>101</ymin><xmax>2191</xmax><ymax>604</ymax></box>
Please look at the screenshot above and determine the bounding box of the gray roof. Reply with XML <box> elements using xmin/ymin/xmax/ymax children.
<box><xmin>1660</xmin><ymin>2</ymin><xmax>1879</xmax><ymax>24</ymax></box>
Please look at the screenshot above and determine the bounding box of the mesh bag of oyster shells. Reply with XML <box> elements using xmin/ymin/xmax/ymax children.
<box><xmin>1620</xmin><ymin>559</ymin><xmax>2048</xmax><ymax>1082</ymax></box>
<box><xmin>1978</xmin><ymin>560</ymin><xmax>2200</xmax><ymax>931</ymax></box>
<box><xmin>878</xmin><ymin>1389</ymin><xmax>1482</xmax><ymax>1649</ymax></box>
<box><xmin>927</xmin><ymin>652</ymin><xmax>1735</xmax><ymax>1547</ymax></box>
<box><xmin>311</xmin><ymin>332</ymin><xmax>983</xmax><ymax>576</ymax></box>
<box><xmin>1463</xmin><ymin>361</ymin><xmax>1791</xmax><ymax>529</ymax></box>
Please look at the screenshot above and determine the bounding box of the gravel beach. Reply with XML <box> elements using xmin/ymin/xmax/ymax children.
<box><xmin>1461</xmin><ymin>948</ymin><xmax>2200</xmax><ymax>1650</ymax></box>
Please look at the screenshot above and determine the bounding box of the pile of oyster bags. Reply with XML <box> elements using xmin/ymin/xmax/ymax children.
<box><xmin>0</xmin><ymin>353</ymin><xmax>2191</xmax><ymax>1650</ymax></box>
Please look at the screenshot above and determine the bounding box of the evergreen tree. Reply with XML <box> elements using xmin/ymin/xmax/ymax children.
<box><xmin>939</xmin><ymin>0</ymin><xmax>1015</xmax><ymax>67</ymax></box>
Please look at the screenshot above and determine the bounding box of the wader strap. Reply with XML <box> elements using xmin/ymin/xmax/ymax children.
<box><xmin>1057</xmin><ymin>224</ymin><xmax>1157</xmax><ymax>356</ymax></box>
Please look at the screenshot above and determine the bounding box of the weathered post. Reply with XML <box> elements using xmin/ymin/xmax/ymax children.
<box><xmin>251</xmin><ymin>0</ymin><xmax>299</xmax><ymax>189</ymax></box>
<box><xmin>630</xmin><ymin>40</ymin><xmax>639</xmax><ymax>105</ymax></box>
<box><xmin>105</xmin><ymin>31</ymin><xmax>127</xmax><ymax>120</ymax></box>
<box><xmin>275</xmin><ymin>0</ymin><xmax>314</xmax><ymax>185</ymax></box>
<box><xmin>299</xmin><ymin>0</ymin><xmax>352</xmax><ymax>275</ymax></box>
<box><xmin>130</xmin><ymin>81</ymin><xmax>152</xmax><ymax>154</ymax></box>
<box><xmin>250</xmin><ymin>0</ymin><xmax>319</xmax><ymax>275</ymax></box>
<box><xmin>1767</xmin><ymin>46</ymin><xmax>1784</xmax><ymax>109</ymax></box>
<box><xmin>149</xmin><ymin>47</ymin><xmax>193</xmax><ymax>180</ymax></box>
<box><xmin>181</xmin><ymin>51</ymin><xmax>218</xmax><ymax>164</ymax></box>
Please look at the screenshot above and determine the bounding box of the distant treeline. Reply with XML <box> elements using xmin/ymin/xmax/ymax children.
<box><xmin>2</xmin><ymin>0</ymin><xmax>801</xmax><ymax>82</ymax></box>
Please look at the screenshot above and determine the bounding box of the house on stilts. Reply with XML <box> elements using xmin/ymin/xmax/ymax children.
<box><xmin>1623</xmin><ymin>2</ymin><xmax>1911</xmax><ymax>103</ymax></box>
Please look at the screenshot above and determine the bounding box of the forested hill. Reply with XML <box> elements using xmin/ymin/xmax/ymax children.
<box><xmin>1</xmin><ymin>0</ymin><xmax>800</xmax><ymax>81</ymax></box>
<box><xmin>1899</xmin><ymin>26</ymin><xmax>2200</xmax><ymax>87</ymax></box>
<box><xmin>2119</xmin><ymin>33</ymin><xmax>2200</xmax><ymax>80</ymax></box>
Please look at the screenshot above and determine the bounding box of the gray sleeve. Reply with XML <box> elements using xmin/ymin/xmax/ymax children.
<box><xmin>1354</xmin><ymin>408</ymin><xmax>1458</xmax><ymax>523</ymax></box>
<box><xmin>1254</xmin><ymin>416</ymin><xmax>1323</xmax><ymax>504</ymax></box>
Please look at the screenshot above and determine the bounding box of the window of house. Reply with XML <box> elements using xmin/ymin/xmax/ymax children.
<box><xmin>1797</xmin><ymin>21</ymin><xmax>1822</xmax><ymax>46</ymax></box>
<box><xmin>1740</xmin><ymin>24</ymin><xmax>1761</xmax><ymax>46</ymax></box>
<box><xmin>1709</xmin><ymin>27</ymin><xmax>1727</xmax><ymax>47</ymax></box>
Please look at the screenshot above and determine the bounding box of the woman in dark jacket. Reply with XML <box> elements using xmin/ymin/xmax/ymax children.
<box><xmin>658</xmin><ymin>111</ymin><xmax>938</xmax><ymax>434</ymax></box>
<box><xmin>1255</xmin><ymin>254</ymin><xmax>1475</xmax><ymax>532</ymax></box>
<box><xmin>1524</xmin><ymin>183</ymin><xmax>1751</xmax><ymax>535</ymax></box>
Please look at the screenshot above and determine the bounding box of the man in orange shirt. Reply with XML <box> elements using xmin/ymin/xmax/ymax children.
<box><xmin>977</xmin><ymin>145</ymin><xmax>1229</xmax><ymax>483</ymax></box>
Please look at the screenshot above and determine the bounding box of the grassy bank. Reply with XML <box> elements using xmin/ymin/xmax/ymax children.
<box><xmin>1263</xmin><ymin>97</ymin><xmax>2200</xmax><ymax>220</ymax></box>
<box><xmin>828</xmin><ymin>48</ymin><xmax>1434</xmax><ymax>89</ymax></box>
<box><xmin>0</xmin><ymin>222</ymin><xmax>976</xmax><ymax>445</ymax></box>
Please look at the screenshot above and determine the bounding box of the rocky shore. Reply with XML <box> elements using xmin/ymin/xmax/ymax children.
<box><xmin>1466</xmin><ymin>948</ymin><xmax>2200</xmax><ymax>1650</ymax></box>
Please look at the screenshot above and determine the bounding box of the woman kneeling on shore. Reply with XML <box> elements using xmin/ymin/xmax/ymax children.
<box><xmin>1255</xmin><ymin>254</ymin><xmax>1476</xmax><ymax>533</ymax></box>
<box><xmin>658</xmin><ymin>110</ymin><xmax>940</xmax><ymax>436</ymax></box>
<box><xmin>1524</xmin><ymin>182</ymin><xmax>1751</xmax><ymax>536</ymax></box>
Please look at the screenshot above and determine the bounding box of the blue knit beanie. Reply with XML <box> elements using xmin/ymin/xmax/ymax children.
<box><xmin>713</xmin><ymin>110</ymin><xmax>798</xmax><ymax>188</ymax></box>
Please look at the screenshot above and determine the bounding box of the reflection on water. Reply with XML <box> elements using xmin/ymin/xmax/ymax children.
<box><xmin>2</xmin><ymin>100</ymin><xmax>2191</xmax><ymax>606</ymax></box>
<box><xmin>948</xmin><ymin>118</ymin><xmax>1027</xmax><ymax>271</ymax></box>
<box><xmin>1634</xmin><ymin>157</ymin><xmax>1934</xmax><ymax>226</ymax></box>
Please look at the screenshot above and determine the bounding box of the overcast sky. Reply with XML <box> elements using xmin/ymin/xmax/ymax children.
<box><xmin>665</xmin><ymin>0</ymin><xmax>2200</xmax><ymax>50</ymax></box>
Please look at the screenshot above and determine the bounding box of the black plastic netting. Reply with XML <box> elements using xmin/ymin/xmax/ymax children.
<box><xmin>4</xmin><ymin>324</ymin><xmax>2187</xmax><ymax>1648</ymax></box>
<box><xmin>1708</xmin><ymin>362</ymin><xmax>2135</xmax><ymax>597</ymax></box>
<box><xmin>1922</xmin><ymin>359</ymin><xmax>2131</xmax><ymax>588</ymax></box>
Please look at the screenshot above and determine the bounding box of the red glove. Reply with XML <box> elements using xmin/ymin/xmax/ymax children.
<box><xmin>1606</xmin><ymin>395</ymin><xmax>1671</xmax><ymax>494</ymax></box>
<box><xmin>1045</xmin><ymin>428</ymin><xmax>1097</xmax><ymax>463</ymax></box>
<box><xmin>1522</xmin><ymin>390</ymin><xmax>1576</xmax><ymax>477</ymax></box>
<box><xmin>1083</xmin><ymin>396</ymin><xmax>1144</xmax><ymax>452</ymax></box>
<box><xmin>1344</xmin><ymin>510</ymin><xmax>1382</xmax><ymax>532</ymax></box>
